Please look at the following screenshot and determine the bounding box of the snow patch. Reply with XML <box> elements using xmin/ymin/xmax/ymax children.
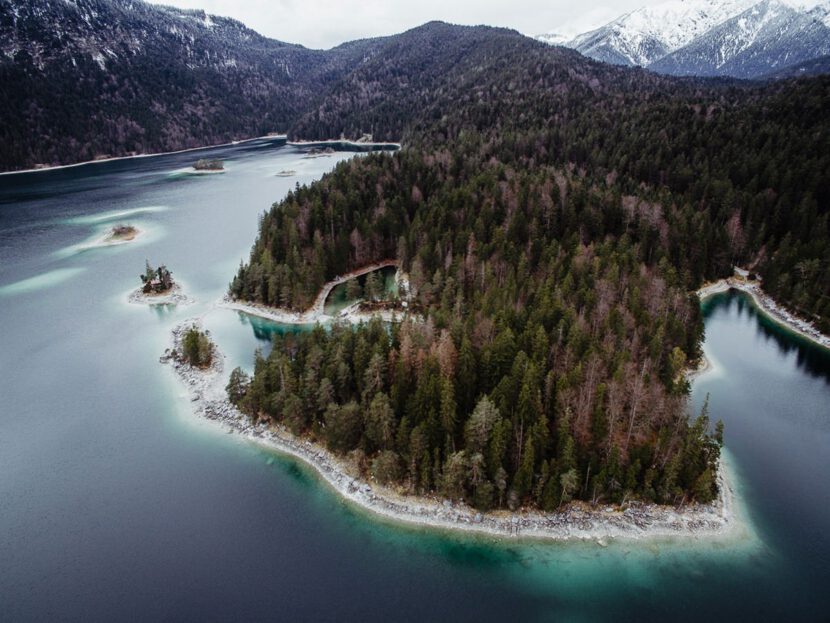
<box><xmin>91</xmin><ymin>51</ymin><xmax>106</xmax><ymax>70</ymax></box>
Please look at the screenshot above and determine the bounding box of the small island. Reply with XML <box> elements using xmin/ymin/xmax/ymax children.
<box><xmin>276</xmin><ymin>170</ymin><xmax>297</xmax><ymax>177</ymax></box>
<box><xmin>106</xmin><ymin>224</ymin><xmax>138</xmax><ymax>243</ymax></box>
<box><xmin>192</xmin><ymin>158</ymin><xmax>225</xmax><ymax>173</ymax></box>
<box><xmin>80</xmin><ymin>223</ymin><xmax>143</xmax><ymax>250</ymax></box>
<box><xmin>128</xmin><ymin>260</ymin><xmax>192</xmax><ymax>305</ymax></box>
<box><xmin>161</xmin><ymin>324</ymin><xmax>215</xmax><ymax>369</ymax></box>
<box><xmin>302</xmin><ymin>147</ymin><xmax>335</xmax><ymax>159</ymax></box>
<box><xmin>140</xmin><ymin>260</ymin><xmax>174</xmax><ymax>294</ymax></box>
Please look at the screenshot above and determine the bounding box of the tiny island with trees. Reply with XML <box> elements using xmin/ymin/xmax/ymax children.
<box><xmin>193</xmin><ymin>158</ymin><xmax>224</xmax><ymax>172</ymax></box>
<box><xmin>130</xmin><ymin>260</ymin><xmax>191</xmax><ymax>306</ymax></box>
<box><xmin>161</xmin><ymin>324</ymin><xmax>216</xmax><ymax>372</ymax></box>
<box><xmin>177</xmin><ymin>326</ymin><xmax>214</xmax><ymax>369</ymax></box>
<box><xmin>140</xmin><ymin>260</ymin><xmax>174</xmax><ymax>294</ymax></box>
<box><xmin>106</xmin><ymin>224</ymin><xmax>138</xmax><ymax>243</ymax></box>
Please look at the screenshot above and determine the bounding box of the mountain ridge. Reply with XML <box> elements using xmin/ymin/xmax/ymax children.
<box><xmin>539</xmin><ymin>0</ymin><xmax>830</xmax><ymax>78</ymax></box>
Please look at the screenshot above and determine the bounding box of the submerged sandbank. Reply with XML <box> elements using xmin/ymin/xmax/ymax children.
<box><xmin>165</xmin><ymin>319</ymin><xmax>746</xmax><ymax>545</ymax></box>
<box><xmin>0</xmin><ymin>267</ymin><xmax>86</xmax><ymax>296</ymax></box>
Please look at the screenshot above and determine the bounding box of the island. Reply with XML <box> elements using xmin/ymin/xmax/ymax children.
<box><xmin>106</xmin><ymin>224</ymin><xmax>139</xmax><ymax>243</ymax></box>
<box><xmin>128</xmin><ymin>260</ymin><xmax>192</xmax><ymax>305</ymax></box>
<box><xmin>140</xmin><ymin>261</ymin><xmax>174</xmax><ymax>294</ymax></box>
<box><xmin>161</xmin><ymin>324</ymin><xmax>215</xmax><ymax>369</ymax></box>
<box><xmin>192</xmin><ymin>158</ymin><xmax>225</xmax><ymax>173</ymax></box>
<box><xmin>80</xmin><ymin>223</ymin><xmax>143</xmax><ymax>250</ymax></box>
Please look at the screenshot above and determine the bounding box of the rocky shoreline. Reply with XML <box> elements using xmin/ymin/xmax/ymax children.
<box><xmin>697</xmin><ymin>276</ymin><xmax>830</xmax><ymax>350</ymax></box>
<box><xmin>128</xmin><ymin>283</ymin><xmax>193</xmax><ymax>306</ymax></box>
<box><xmin>164</xmin><ymin>320</ymin><xmax>744</xmax><ymax>544</ymax></box>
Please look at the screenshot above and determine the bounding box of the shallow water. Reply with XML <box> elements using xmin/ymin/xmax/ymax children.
<box><xmin>1</xmin><ymin>143</ymin><xmax>828</xmax><ymax>621</ymax></box>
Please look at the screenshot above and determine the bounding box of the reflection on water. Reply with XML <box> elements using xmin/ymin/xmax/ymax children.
<box><xmin>704</xmin><ymin>290</ymin><xmax>830</xmax><ymax>383</ymax></box>
<box><xmin>324</xmin><ymin>265</ymin><xmax>399</xmax><ymax>316</ymax></box>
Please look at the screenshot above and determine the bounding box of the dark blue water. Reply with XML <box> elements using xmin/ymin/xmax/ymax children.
<box><xmin>1</xmin><ymin>143</ymin><xmax>829</xmax><ymax>622</ymax></box>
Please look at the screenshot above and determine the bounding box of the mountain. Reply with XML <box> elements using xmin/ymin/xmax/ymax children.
<box><xmin>650</xmin><ymin>0</ymin><xmax>830</xmax><ymax>77</ymax></box>
<box><xmin>0</xmin><ymin>0</ymin><xmax>385</xmax><ymax>170</ymax></box>
<box><xmin>539</xmin><ymin>0</ymin><xmax>830</xmax><ymax>79</ymax></box>
<box><xmin>548</xmin><ymin>0</ymin><xmax>757</xmax><ymax>66</ymax></box>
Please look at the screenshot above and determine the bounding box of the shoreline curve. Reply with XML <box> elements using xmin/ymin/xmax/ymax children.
<box><xmin>697</xmin><ymin>277</ymin><xmax>830</xmax><ymax>351</ymax></box>
<box><xmin>165</xmin><ymin>319</ymin><xmax>747</xmax><ymax>545</ymax></box>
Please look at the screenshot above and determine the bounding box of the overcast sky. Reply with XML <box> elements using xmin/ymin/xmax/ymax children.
<box><xmin>145</xmin><ymin>0</ymin><xmax>655</xmax><ymax>49</ymax></box>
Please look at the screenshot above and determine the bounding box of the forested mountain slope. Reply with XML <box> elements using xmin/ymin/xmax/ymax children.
<box><xmin>0</xmin><ymin>0</ymin><xmax>384</xmax><ymax>169</ymax></box>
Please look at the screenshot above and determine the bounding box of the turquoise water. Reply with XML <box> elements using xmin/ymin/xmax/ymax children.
<box><xmin>323</xmin><ymin>265</ymin><xmax>400</xmax><ymax>316</ymax></box>
<box><xmin>1</xmin><ymin>142</ymin><xmax>828</xmax><ymax>621</ymax></box>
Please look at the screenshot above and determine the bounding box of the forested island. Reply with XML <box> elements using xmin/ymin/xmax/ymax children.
<box><xmin>193</xmin><ymin>158</ymin><xmax>224</xmax><ymax>172</ymax></box>
<box><xmin>220</xmin><ymin>24</ymin><xmax>828</xmax><ymax>518</ymax></box>
<box><xmin>140</xmin><ymin>261</ymin><xmax>174</xmax><ymax>294</ymax></box>
<box><xmin>130</xmin><ymin>261</ymin><xmax>192</xmax><ymax>306</ymax></box>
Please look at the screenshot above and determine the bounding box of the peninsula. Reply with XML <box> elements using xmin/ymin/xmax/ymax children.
<box><xmin>225</xmin><ymin>148</ymin><xmax>734</xmax><ymax>518</ymax></box>
<box><xmin>164</xmin><ymin>319</ymin><xmax>741</xmax><ymax>543</ymax></box>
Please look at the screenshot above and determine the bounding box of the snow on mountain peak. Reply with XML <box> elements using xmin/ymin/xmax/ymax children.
<box><xmin>539</xmin><ymin>0</ymin><xmax>830</xmax><ymax>78</ymax></box>
<box><xmin>603</xmin><ymin>0</ymin><xmax>758</xmax><ymax>53</ymax></box>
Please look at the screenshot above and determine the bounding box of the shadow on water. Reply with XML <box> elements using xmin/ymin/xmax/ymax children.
<box><xmin>704</xmin><ymin>290</ymin><xmax>830</xmax><ymax>383</ymax></box>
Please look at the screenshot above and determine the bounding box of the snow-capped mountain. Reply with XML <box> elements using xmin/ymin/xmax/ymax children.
<box><xmin>539</xmin><ymin>0</ymin><xmax>830</xmax><ymax>78</ymax></box>
<box><xmin>651</xmin><ymin>0</ymin><xmax>830</xmax><ymax>76</ymax></box>
<box><xmin>564</xmin><ymin>0</ymin><xmax>758</xmax><ymax>66</ymax></box>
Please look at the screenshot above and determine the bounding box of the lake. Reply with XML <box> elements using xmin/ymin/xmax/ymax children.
<box><xmin>1</xmin><ymin>141</ymin><xmax>828</xmax><ymax>621</ymax></box>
